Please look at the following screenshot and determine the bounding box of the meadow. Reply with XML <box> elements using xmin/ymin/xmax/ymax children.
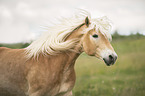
<box><xmin>73</xmin><ymin>37</ymin><xmax>145</xmax><ymax>96</ymax></box>
<box><xmin>0</xmin><ymin>35</ymin><xmax>145</xmax><ymax>96</ymax></box>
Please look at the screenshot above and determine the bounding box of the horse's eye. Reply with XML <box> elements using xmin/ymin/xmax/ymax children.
<box><xmin>92</xmin><ymin>34</ymin><xmax>98</xmax><ymax>38</ymax></box>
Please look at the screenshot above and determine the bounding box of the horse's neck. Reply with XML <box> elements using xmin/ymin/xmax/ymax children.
<box><xmin>36</xmin><ymin>50</ymin><xmax>81</xmax><ymax>72</ymax></box>
<box><xmin>60</xmin><ymin>39</ymin><xmax>83</xmax><ymax>70</ymax></box>
<box><xmin>62</xmin><ymin>51</ymin><xmax>80</xmax><ymax>71</ymax></box>
<box><xmin>52</xmin><ymin>51</ymin><xmax>81</xmax><ymax>72</ymax></box>
<box><xmin>58</xmin><ymin>26</ymin><xmax>84</xmax><ymax>70</ymax></box>
<box><xmin>38</xmin><ymin>24</ymin><xmax>84</xmax><ymax>71</ymax></box>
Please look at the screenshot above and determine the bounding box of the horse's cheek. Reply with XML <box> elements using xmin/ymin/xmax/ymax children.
<box><xmin>83</xmin><ymin>39</ymin><xmax>96</xmax><ymax>56</ymax></box>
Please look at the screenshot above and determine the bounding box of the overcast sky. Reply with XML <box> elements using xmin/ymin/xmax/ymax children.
<box><xmin>0</xmin><ymin>0</ymin><xmax>145</xmax><ymax>43</ymax></box>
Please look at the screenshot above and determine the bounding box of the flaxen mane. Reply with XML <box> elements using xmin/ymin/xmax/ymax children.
<box><xmin>25</xmin><ymin>11</ymin><xmax>112</xmax><ymax>58</ymax></box>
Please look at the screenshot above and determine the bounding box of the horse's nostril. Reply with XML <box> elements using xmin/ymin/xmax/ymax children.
<box><xmin>109</xmin><ymin>55</ymin><xmax>113</xmax><ymax>60</ymax></box>
<box><xmin>104</xmin><ymin>54</ymin><xmax>117</xmax><ymax>66</ymax></box>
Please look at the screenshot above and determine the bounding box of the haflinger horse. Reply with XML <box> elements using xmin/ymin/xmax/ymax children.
<box><xmin>0</xmin><ymin>12</ymin><xmax>117</xmax><ymax>96</ymax></box>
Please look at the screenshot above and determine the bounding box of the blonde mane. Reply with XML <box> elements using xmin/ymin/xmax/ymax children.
<box><xmin>25</xmin><ymin>11</ymin><xmax>112</xmax><ymax>58</ymax></box>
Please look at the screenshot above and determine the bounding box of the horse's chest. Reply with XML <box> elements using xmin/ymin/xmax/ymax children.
<box><xmin>58</xmin><ymin>70</ymin><xmax>75</xmax><ymax>94</ymax></box>
<box><xmin>48</xmin><ymin>80</ymin><xmax>73</xmax><ymax>96</ymax></box>
<box><xmin>58</xmin><ymin>81</ymin><xmax>72</xmax><ymax>93</ymax></box>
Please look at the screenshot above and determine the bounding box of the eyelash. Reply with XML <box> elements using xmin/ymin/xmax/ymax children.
<box><xmin>92</xmin><ymin>34</ymin><xmax>98</xmax><ymax>38</ymax></box>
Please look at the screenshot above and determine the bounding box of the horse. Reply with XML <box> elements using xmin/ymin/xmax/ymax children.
<box><xmin>0</xmin><ymin>12</ymin><xmax>117</xmax><ymax>96</ymax></box>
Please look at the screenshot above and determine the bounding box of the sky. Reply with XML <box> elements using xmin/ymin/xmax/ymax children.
<box><xmin>0</xmin><ymin>0</ymin><xmax>145</xmax><ymax>43</ymax></box>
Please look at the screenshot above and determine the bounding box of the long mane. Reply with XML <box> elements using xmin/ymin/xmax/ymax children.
<box><xmin>25</xmin><ymin>11</ymin><xmax>112</xmax><ymax>58</ymax></box>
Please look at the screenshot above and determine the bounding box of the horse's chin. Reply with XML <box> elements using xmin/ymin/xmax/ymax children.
<box><xmin>105</xmin><ymin>62</ymin><xmax>114</xmax><ymax>66</ymax></box>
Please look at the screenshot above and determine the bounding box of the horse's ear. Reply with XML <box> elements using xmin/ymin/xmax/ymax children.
<box><xmin>85</xmin><ymin>17</ymin><xmax>90</xmax><ymax>27</ymax></box>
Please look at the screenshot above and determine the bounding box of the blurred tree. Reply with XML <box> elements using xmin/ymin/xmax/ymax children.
<box><xmin>112</xmin><ymin>30</ymin><xmax>123</xmax><ymax>39</ymax></box>
<box><xmin>22</xmin><ymin>43</ymin><xmax>30</xmax><ymax>48</ymax></box>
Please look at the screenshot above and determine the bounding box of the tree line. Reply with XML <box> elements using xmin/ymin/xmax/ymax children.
<box><xmin>112</xmin><ymin>30</ymin><xmax>145</xmax><ymax>40</ymax></box>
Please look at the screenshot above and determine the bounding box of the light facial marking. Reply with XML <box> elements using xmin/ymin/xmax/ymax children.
<box><xmin>100</xmin><ymin>49</ymin><xmax>115</xmax><ymax>59</ymax></box>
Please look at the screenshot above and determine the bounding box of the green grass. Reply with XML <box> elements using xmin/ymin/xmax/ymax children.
<box><xmin>73</xmin><ymin>38</ymin><xmax>145</xmax><ymax>96</ymax></box>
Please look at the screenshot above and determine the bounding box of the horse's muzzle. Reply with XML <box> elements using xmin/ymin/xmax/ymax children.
<box><xmin>103</xmin><ymin>54</ymin><xmax>117</xmax><ymax>66</ymax></box>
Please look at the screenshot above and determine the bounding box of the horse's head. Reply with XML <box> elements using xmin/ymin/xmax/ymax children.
<box><xmin>81</xmin><ymin>17</ymin><xmax>117</xmax><ymax>66</ymax></box>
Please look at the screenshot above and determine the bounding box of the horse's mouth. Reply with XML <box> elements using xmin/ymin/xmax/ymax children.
<box><xmin>103</xmin><ymin>57</ymin><xmax>117</xmax><ymax>66</ymax></box>
<box><xmin>103</xmin><ymin>59</ymin><xmax>114</xmax><ymax>66</ymax></box>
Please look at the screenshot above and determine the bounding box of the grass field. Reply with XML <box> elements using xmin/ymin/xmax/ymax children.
<box><xmin>73</xmin><ymin>38</ymin><xmax>145</xmax><ymax>96</ymax></box>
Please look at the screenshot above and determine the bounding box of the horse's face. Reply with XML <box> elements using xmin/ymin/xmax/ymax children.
<box><xmin>82</xmin><ymin>17</ymin><xmax>117</xmax><ymax>66</ymax></box>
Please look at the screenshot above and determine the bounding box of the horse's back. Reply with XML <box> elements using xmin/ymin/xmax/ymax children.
<box><xmin>0</xmin><ymin>47</ymin><xmax>27</xmax><ymax>96</ymax></box>
<box><xmin>0</xmin><ymin>47</ymin><xmax>20</xmax><ymax>58</ymax></box>
<box><xmin>0</xmin><ymin>47</ymin><xmax>10</xmax><ymax>55</ymax></box>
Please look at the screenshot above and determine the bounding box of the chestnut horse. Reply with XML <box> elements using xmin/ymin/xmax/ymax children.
<box><xmin>0</xmin><ymin>12</ymin><xmax>117</xmax><ymax>96</ymax></box>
